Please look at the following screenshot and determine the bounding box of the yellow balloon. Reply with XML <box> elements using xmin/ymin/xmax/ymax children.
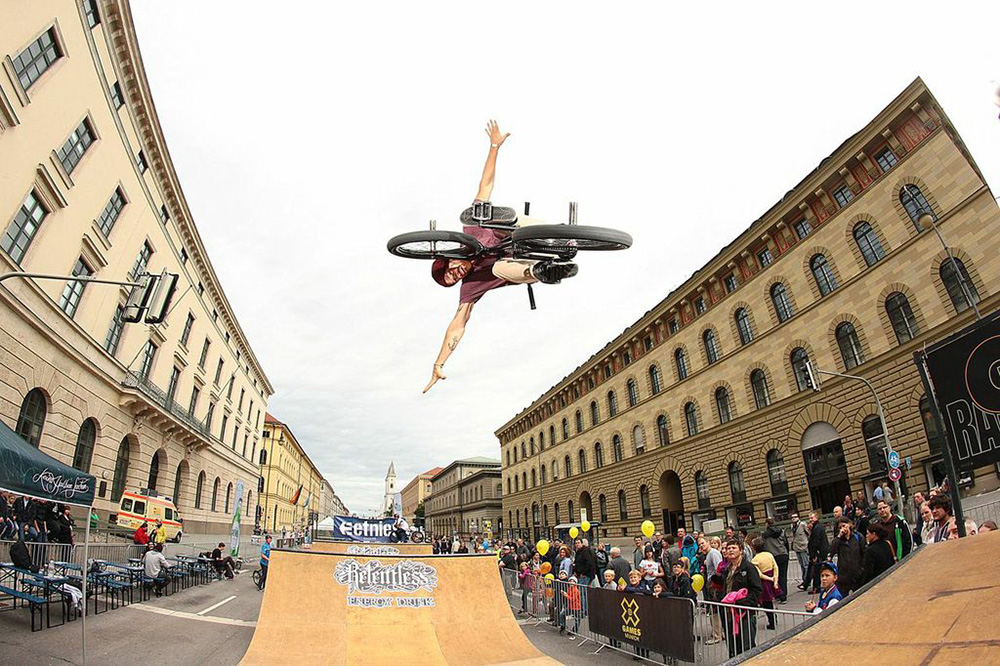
<box><xmin>641</xmin><ymin>520</ymin><xmax>655</xmax><ymax>538</ymax></box>
<box><xmin>569</xmin><ymin>527</ymin><xmax>579</xmax><ymax>539</ymax></box>
<box><xmin>618</xmin><ymin>577</ymin><xmax>627</xmax><ymax>587</ymax></box>
<box><xmin>691</xmin><ymin>574</ymin><xmax>704</xmax><ymax>593</ymax></box>
<box><xmin>581</xmin><ymin>520</ymin><xmax>591</xmax><ymax>533</ymax></box>
<box><xmin>545</xmin><ymin>573</ymin><xmax>555</xmax><ymax>581</ymax></box>
<box><xmin>536</xmin><ymin>539</ymin><xmax>549</xmax><ymax>557</ymax></box>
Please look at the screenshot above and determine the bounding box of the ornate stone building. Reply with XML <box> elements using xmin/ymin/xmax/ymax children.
<box><xmin>401</xmin><ymin>466</ymin><xmax>442</xmax><ymax>524</ymax></box>
<box><xmin>497</xmin><ymin>79</ymin><xmax>1000</xmax><ymax>542</ymax></box>
<box><xmin>425</xmin><ymin>457</ymin><xmax>502</xmax><ymax>538</ymax></box>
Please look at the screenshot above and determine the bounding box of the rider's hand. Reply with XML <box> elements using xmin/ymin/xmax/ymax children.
<box><xmin>485</xmin><ymin>119</ymin><xmax>510</xmax><ymax>147</ymax></box>
<box><xmin>423</xmin><ymin>364</ymin><xmax>447</xmax><ymax>393</ymax></box>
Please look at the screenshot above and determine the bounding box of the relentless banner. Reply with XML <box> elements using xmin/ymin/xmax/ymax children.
<box><xmin>332</xmin><ymin>516</ymin><xmax>397</xmax><ymax>542</ymax></box>
<box><xmin>925</xmin><ymin>314</ymin><xmax>1000</xmax><ymax>471</ymax></box>
<box><xmin>586</xmin><ymin>588</ymin><xmax>695</xmax><ymax>661</ymax></box>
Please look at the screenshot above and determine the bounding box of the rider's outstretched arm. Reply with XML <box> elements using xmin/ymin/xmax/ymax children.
<box><xmin>424</xmin><ymin>302</ymin><xmax>474</xmax><ymax>393</ymax></box>
<box><xmin>475</xmin><ymin>120</ymin><xmax>510</xmax><ymax>201</ymax></box>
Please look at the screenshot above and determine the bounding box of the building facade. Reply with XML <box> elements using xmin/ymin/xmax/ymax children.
<box><xmin>401</xmin><ymin>466</ymin><xmax>442</xmax><ymax>524</ymax></box>
<box><xmin>319</xmin><ymin>478</ymin><xmax>348</xmax><ymax>520</ymax></box>
<box><xmin>425</xmin><ymin>457</ymin><xmax>503</xmax><ymax>537</ymax></box>
<box><xmin>258</xmin><ymin>413</ymin><xmax>324</xmax><ymax>534</ymax></box>
<box><xmin>497</xmin><ymin>79</ymin><xmax>1000</xmax><ymax>542</ymax></box>
<box><xmin>0</xmin><ymin>0</ymin><xmax>272</xmax><ymax>533</ymax></box>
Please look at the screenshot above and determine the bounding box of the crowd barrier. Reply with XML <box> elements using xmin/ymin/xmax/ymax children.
<box><xmin>0</xmin><ymin>540</ymin><xmax>145</xmax><ymax>568</ymax></box>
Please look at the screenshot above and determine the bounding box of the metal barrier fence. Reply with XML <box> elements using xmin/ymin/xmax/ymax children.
<box><xmin>0</xmin><ymin>539</ymin><xmax>145</xmax><ymax>568</ymax></box>
<box><xmin>964</xmin><ymin>497</ymin><xmax>1000</xmax><ymax>529</ymax></box>
<box><xmin>499</xmin><ymin>568</ymin><xmax>812</xmax><ymax>665</ymax></box>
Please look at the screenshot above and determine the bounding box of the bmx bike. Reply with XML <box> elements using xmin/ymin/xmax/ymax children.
<box><xmin>389</xmin><ymin>527</ymin><xmax>427</xmax><ymax>544</ymax></box>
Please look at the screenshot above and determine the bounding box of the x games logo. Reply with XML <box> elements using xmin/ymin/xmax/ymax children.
<box><xmin>621</xmin><ymin>597</ymin><xmax>640</xmax><ymax>627</ymax></box>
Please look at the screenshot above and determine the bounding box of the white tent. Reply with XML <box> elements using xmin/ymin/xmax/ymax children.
<box><xmin>316</xmin><ymin>516</ymin><xmax>336</xmax><ymax>531</ymax></box>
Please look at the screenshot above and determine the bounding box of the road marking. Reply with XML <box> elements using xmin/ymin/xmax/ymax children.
<box><xmin>128</xmin><ymin>603</ymin><xmax>256</xmax><ymax>627</ymax></box>
<box><xmin>197</xmin><ymin>595</ymin><xmax>237</xmax><ymax>615</ymax></box>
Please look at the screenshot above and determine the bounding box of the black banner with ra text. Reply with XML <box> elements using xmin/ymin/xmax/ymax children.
<box><xmin>586</xmin><ymin>588</ymin><xmax>695</xmax><ymax>661</ymax></box>
<box><xmin>925</xmin><ymin>313</ymin><xmax>1000</xmax><ymax>472</ymax></box>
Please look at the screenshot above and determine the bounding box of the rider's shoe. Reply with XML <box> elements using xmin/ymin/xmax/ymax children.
<box><xmin>531</xmin><ymin>260</ymin><xmax>578</xmax><ymax>285</ymax></box>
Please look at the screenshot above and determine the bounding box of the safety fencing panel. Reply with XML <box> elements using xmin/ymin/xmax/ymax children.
<box><xmin>0</xmin><ymin>540</ymin><xmax>145</xmax><ymax>568</ymax></box>
<box><xmin>693</xmin><ymin>599</ymin><xmax>813</xmax><ymax>663</ymax></box>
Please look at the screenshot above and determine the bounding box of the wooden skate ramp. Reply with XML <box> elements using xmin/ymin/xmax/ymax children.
<box><xmin>311</xmin><ymin>539</ymin><xmax>433</xmax><ymax>555</ymax></box>
<box><xmin>241</xmin><ymin>549</ymin><xmax>560</xmax><ymax>665</ymax></box>
<box><xmin>744</xmin><ymin>531</ymin><xmax>1000</xmax><ymax>664</ymax></box>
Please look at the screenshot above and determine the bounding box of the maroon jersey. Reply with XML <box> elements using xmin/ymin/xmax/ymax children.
<box><xmin>459</xmin><ymin>224</ymin><xmax>512</xmax><ymax>304</ymax></box>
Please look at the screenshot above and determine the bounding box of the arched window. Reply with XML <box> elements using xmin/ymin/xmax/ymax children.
<box><xmin>564</xmin><ymin>455</ymin><xmax>572</xmax><ymax>478</ymax></box>
<box><xmin>919</xmin><ymin>396</ymin><xmax>946</xmax><ymax>456</ymax></box>
<box><xmin>111</xmin><ymin>437</ymin><xmax>131</xmax><ymax>502</ymax></box>
<box><xmin>599</xmin><ymin>494</ymin><xmax>608</xmax><ymax>522</ymax></box>
<box><xmin>675</xmin><ymin>348</ymin><xmax>689</xmax><ymax>380</ymax></box>
<box><xmin>607</xmin><ymin>391</ymin><xmax>618</xmax><ymax>417</ymax></box>
<box><xmin>940</xmin><ymin>258</ymin><xmax>980</xmax><ymax>313</ymax></box>
<box><xmin>514</xmin><ymin>474</ymin><xmax>520</xmax><ymax>492</ymax></box>
<box><xmin>568</xmin><ymin>500</ymin><xmax>575</xmax><ymax>522</ymax></box>
<box><xmin>612</xmin><ymin>434</ymin><xmax>624</xmax><ymax>462</ymax></box>
<box><xmin>543</xmin><ymin>505</ymin><xmax>549</xmax><ymax>526</ymax></box>
<box><xmin>735</xmin><ymin>308</ymin><xmax>754</xmax><ymax>345</ymax></box>
<box><xmin>225</xmin><ymin>482</ymin><xmax>233</xmax><ymax>513</ymax></box>
<box><xmin>530</xmin><ymin>437</ymin><xmax>535</xmax><ymax>455</ymax></box>
<box><xmin>540</xmin><ymin>464</ymin><xmax>547</xmax><ymax>484</ymax></box>
<box><xmin>195</xmin><ymin>471</ymin><xmax>205</xmax><ymax>509</ymax></box>
<box><xmin>575</xmin><ymin>410</ymin><xmax>583</xmax><ymax>433</ymax></box>
<box><xmin>212</xmin><ymin>477</ymin><xmax>220</xmax><ymax>512</ymax></box>
<box><xmin>640</xmin><ymin>485</ymin><xmax>652</xmax><ymax>518</ymax></box>
<box><xmin>594</xmin><ymin>442</ymin><xmax>604</xmax><ymax>468</ymax></box>
<box><xmin>703</xmin><ymin>329</ymin><xmax>720</xmax><ymax>364</ymax></box>
<box><xmin>506</xmin><ymin>478</ymin><xmax>511</xmax><ymax>494</ymax></box>
<box><xmin>695</xmin><ymin>471</ymin><xmax>710</xmax><ymax>509</ymax></box>
<box><xmin>728</xmin><ymin>462</ymin><xmax>746</xmax><ymax>503</ymax></box>
<box><xmin>684</xmin><ymin>402</ymin><xmax>698</xmax><ymax>436</ymax></box>
<box><xmin>173</xmin><ymin>462</ymin><xmax>185</xmax><ymax>505</ymax></box>
<box><xmin>506</xmin><ymin>450</ymin><xmax>511</xmax><ymax>466</ymax></box>
<box><xmin>885</xmin><ymin>292</ymin><xmax>919</xmax><ymax>344</ymax></box>
<box><xmin>522</xmin><ymin>472</ymin><xmax>527</xmax><ymax>491</ymax></box>
<box><xmin>15</xmin><ymin>388</ymin><xmax>47</xmax><ymax>447</ymax></box>
<box><xmin>900</xmin><ymin>185</ymin><xmax>931</xmax><ymax>231</ymax></box>
<box><xmin>551</xmin><ymin>459</ymin><xmax>559</xmax><ymax>481</ymax></box>
<box><xmin>750</xmin><ymin>369</ymin><xmax>770</xmax><ymax>409</ymax></box>
<box><xmin>521</xmin><ymin>441</ymin><xmax>527</xmax><ymax>458</ymax></box>
<box><xmin>836</xmin><ymin>322</ymin><xmax>864</xmax><ymax>370</ymax></box>
<box><xmin>767</xmin><ymin>450</ymin><xmax>788</xmax><ymax>495</ymax></box>
<box><xmin>531</xmin><ymin>468</ymin><xmax>537</xmax><ymax>487</ymax></box>
<box><xmin>147</xmin><ymin>452</ymin><xmax>160</xmax><ymax>490</ymax></box>
<box><xmin>548</xmin><ymin>425</ymin><xmax>555</xmax><ymax>448</ymax></box>
<box><xmin>590</xmin><ymin>401</ymin><xmax>599</xmax><ymax>426</ymax></box>
<box><xmin>715</xmin><ymin>387</ymin><xmax>732</xmax><ymax>424</ymax></box>
<box><xmin>513</xmin><ymin>447</ymin><xmax>518</xmax><ymax>463</ymax></box>
<box><xmin>578</xmin><ymin>449</ymin><xmax>587</xmax><ymax>473</ymax></box>
<box><xmin>72</xmin><ymin>418</ymin><xmax>97</xmax><ymax>472</ymax></box>
<box><xmin>656</xmin><ymin>415</ymin><xmax>669</xmax><ymax>447</ymax></box>
<box><xmin>627</xmin><ymin>379</ymin><xmax>639</xmax><ymax>407</ymax></box>
<box><xmin>554</xmin><ymin>503</ymin><xmax>561</xmax><ymax>525</ymax></box>
<box><xmin>862</xmin><ymin>415</ymin><xmax>888</xmax><ymax>473</ymax></box>
<box><xmin>562</xmin><ymin>418</ymin><xmax>569</xmax><ymax>439</ymax></box>
<box><xmin>259</xmin><ymin>448</ymin><xmax>267</xmax><ymax>465</ymax></box>
<box><xmin>810</xmin><ymin>254</ymin><xmax>838</xmax><ymax>296</ymax></box>
<box><xmin>618</xmin><ymin>490</ymin><xmax>628</xmax><ymax>520</ymax></box>
<box><xmin>632</xmin><ymin>425</ymin><xmax>645</xmax><ymax>454</ymax></box>
<box><xmin>791</xmin><ymin>348</ymin><xmax>811</xmax><ymax>391</ymax></box>
<box><xmin>770</xmin><ymin>283</ymin><xmax>793</xmax><ymax>322</ymax></box>
<box><xmin>649</xmin><ymin>365</ymin><xmax>662</xmax><ymax>395</ymax></box>
<box><xmin>853</xmin><ymin>222</ymin><xmax>885</xmax><ymax>266</ymax></box>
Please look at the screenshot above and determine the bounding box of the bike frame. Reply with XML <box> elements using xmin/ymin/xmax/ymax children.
<box><xmin>469</xmin><ymin>221</ymin><xmax>575</xmax><ymax>263</ymax></box>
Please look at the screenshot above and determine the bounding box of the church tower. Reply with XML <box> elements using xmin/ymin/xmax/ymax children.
<box><xmin>384</xmin><ymin>461</ymin><xmax>397</xmax><ymax>515</ymax></box>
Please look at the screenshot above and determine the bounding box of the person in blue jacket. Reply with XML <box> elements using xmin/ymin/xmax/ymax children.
<box><xmin>805</xmin><ymin>561</ymin><xmax>843</xmax><ymax>614</ymax></box>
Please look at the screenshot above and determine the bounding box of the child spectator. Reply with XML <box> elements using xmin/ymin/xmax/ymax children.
<box><xmin>558</xmin><ymin>575</ymin><xmax>582</xmax><ymax>638</ymax></box>
<box><xmin>624</xmin><ymin>569</ymin><xmax>652</xmax><ymax>595</ymax></box>
<box><xmin>602</xmin><ymin>569</ymin><xmax>617</xmax><ymax>589</ymax></box>
<box><xmin>669</xmin><ymin>561</ymin><xmax>696</xmax><ymax>600</ymax></box>
<box><xmin>639</xmin><ymin>547</ymin><xmax>664</xmax><ymax>583</ymax></box>
<box><xmin>517</xmin><ymin>561</ymin><xmax>534</xmax><ymax>614</ymax></box>
<box><xmin>804</xmin><ymin>562</ymin><xmax>842</xmax><ymax>614</ymax></box>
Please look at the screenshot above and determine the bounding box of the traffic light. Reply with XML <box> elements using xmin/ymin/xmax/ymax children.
<box><xmin>122</xmin><ymin>274</ymin><xmax>154</xmax><ymax>323</ymax></box>
<box><xmin>805</xmin><ymin>361</ymin><xmax>822</xmax><ymax>392</ymax></box>
<box><xmin>121</xmin><ymin>269</ymin><xmax>179</xmax><ymax>324</ymax></box>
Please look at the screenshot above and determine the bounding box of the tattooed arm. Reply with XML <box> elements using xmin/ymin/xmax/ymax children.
<box><xmin>424</xmin><ymin>302</ymin><xmax>475</xmax><ymax>393</ymax></box>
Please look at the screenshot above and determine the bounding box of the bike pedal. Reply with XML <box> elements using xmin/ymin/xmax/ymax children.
<box><xmin>472</xmin><ymin>201</ymin><xmax>493</xmax><ymax>222</ymax></box>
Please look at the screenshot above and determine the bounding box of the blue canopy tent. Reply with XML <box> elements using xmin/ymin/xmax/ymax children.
<box><xmin>0</xmin><ymin>420</ymin><xmax>96</xmax><ymax>664</ymax></box>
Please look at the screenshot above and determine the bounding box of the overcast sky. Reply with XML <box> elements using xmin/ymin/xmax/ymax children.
<box><xmin>130</xmin><ymin>1</ymin><xmax>1000</xmax><ymax>516</ymax></box>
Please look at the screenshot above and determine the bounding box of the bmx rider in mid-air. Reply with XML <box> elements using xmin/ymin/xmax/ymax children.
<box><xmin>424</xmin><ymin>120</ymin><xmax>576</xmax><ymax>393</ymax></box>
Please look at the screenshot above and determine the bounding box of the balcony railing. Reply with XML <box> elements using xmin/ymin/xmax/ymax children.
<box><xmin>122</xmin><ymin>370</ymin><xmax>211</xmax><ymax>438</ymax></box>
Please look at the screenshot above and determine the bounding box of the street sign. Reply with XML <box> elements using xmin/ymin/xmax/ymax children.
<box><xmin>888</xmin><ymin>451</ymin><xmax>901</xmax><ymax>469</ymax></box>
<box><xmin>888</xmin><ymin>467</ymin><xmax>902</xmax><ymax>482</ymax></box>
<box><xmin>905</xmin><ymin>456</ymin><xmax>912</xmax><ymax>470</ymax></box>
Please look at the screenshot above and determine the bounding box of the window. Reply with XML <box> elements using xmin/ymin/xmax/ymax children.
<box><xmin>97</xmin><ymin>188</ymin><xmax>126</xmax><ymax>236</ymax></box>
<box><xmin>751</xmin><ymin>369</ymin><xmax>770</xmax><ymax>409</ymax></box>
<box><xmin>656</xmin><ymin>415</ymin><xmax>669</xmax><ymax>447</ymax></box>
<box><xmin>553</xmin><ymin>503</ymin><xmax>560</xmax><ymax>525</ymax></box>
<box><xmin>630</xmin><ymin>426</ymin><xmax>643</xmax><ymax>455</ymax></box>
<box><xmin>12</xmin><ymin>28</ymin><xmax>61</xmax><ymax>91</ymax></box>
<box><xmin>188</xmin><ymin>386</ymin><xmax>200</xmax><ymax>416</ymax></box>
<box><xmin>603</xmin><ymin>364</ymin><xmax>612</xmax><ymax>379</ymax></box>
<box><xmin>561</xmin><ymin>418</ymin><xmax>569</xmax><ymax>439</ymax></box>
<box><xmin>919</xmin><ymin>396</ymin><xmax>946</xmax><ymax>456</ymax></box>
<box><xmin>770</xmin><ymin>283</ymin><xmax>793</xmax><ymax>322</ymax></box>
<box><xmin>594</xmin><ymin>442</ymin><xmax>604</xmax><ymax>468</ymax></box>
<box><xmin>83</xmin><ymin>0</ymin><xmax>101</xmax><ymax>27</ymax></box>
<box><xmin>179</xmin><ymin>248</ymin><xmax>188</xmax><ymax>265</ymax></box>
<box><xmin>623</xmin><ymin>349</ymin><xmax>632</xmax><ymax>366</ymax></box>
<box><xmin>728</xmin><ymin>462</ymin><xmax>746</xmax><ymax>503</ymax></box>
<box><xmin>548</xmin><ymin>425</ymin><xmax>554</xmax><ymax>448</ymax></box>
<box><xmin>690</xmin><ymin>471</ymin><xmax>709</xmax><ymax>509</ymax></box>
<box><xmin>607</xmin><ymin>391</ymin><xmax>618</xmax><ymax>417</ymax></box>
<box><xmin>110</xmin><ymin>81</ymin><xmax>124</xmax><ymax>109</ymax></box>
<box><xmin>612</xmin><ymin>434</ymin><xmax>623</xmax><ymax>462</ymax></box>
<box><xmin>568</xmin><ymin>501</ymin><xmax>575</xmax><ymax>523</ymax></box>
<box><xmin>129</xmin><ymin>241</ymin><xmax>153</xmax><ymax>280</ymax></box>
<box><xmin>564</xmin><ymin>455</ymin><xmax>572</xmax><ymax>478</ymax></box>
<box><xmin>695</xmin><ymin>297</ymin><xmax>706</xmax><ymax>315</ymax></box>
<box><xmin>940</xmin><ymin>259</ymin><xmax>980</xmax><ymax>313</ymax></box>
<box><xmin>101</xmin><ymin>304</ymin><xmax>126</xmax><ymax>356</ymax></box>
<box><xmin>159</xmin><ymin>205</ymin><xmax>169</xmax><ymax>224</ymax></box>
<box><xmin>15</xmin><ymin>389</ymin><xmax>47</xmax><ymax>447</ymax></box>
<box><xmin>703</xmin><ymin>329</ymin><xmax>720</xmax><ymax>364</ymax></box>
<box><xmin>793</xmin><ymin>219</ymin><xmax>812</xmax><ymax>239</ymax></box>
<box><xmin>167</xmin><ymin>366</ymin><xmax>181</xmax><ymax>401</ymax></box>
<box><xmin>618</xmin><ymin>490</ymin><xmax>628</xmax><ymax>520</ymax></box>
<box><xmin>198</xmin><ymin>282</ymin><xmax>204</xmax><ymax>295</ymax></box>
<box><xmin>575</xmin><ymin>410</ymin><xmax>583</xmax><ymax>433</ymax></box>
<box><xmin>640</xmin><ymin>485</ymin><xmax>652</xmax><ymax>518</ymax></box>
<box><xmin>900</xmin><ymin>186</ymin><xmax>931</xmax><ymax>231</ymax></box>
<box><xmin>675</xmin><ymin>348</ymin><xmax>689</xmax><ymax>380</ymax></box>
<box><xmin>59</xmin><ymin>258</ymin><xmax>92</xmax><ymax>318</ymax></box>
<box><xmin>72</xmin><ymin>418</ymin><xmax>97</xmax><ymax>473</ymax></box>
<box><xmin>853</xmin><ymin>222</ymin><xmax>885</xmax><ymax>266</ymax></box>
<box><xmin>215</xmin><ymin>358</ymin><xmax>224</xmax><ymax>385</ymax></box>
<box><xmin>212</xmin><ymin>477</ymin><xmax>220</xmax><ymax>512</ymax></box>
<box><xmin>644</xmin><ymin>335</ymin><xmax>654</xmax><ymax>352</ymax></box>
<box><xmin>627</xmin><ymin>379</ymin><xmax>638</xmax><ymax>407</ymax></box>
<box><xmin>810</xmin><ymin>254</ymin><xmax>838</xmax><ymax>296</ymax></box>
<box><xmin>3</xmin><ymin>191</ymin><xmax>49</xmax><ymax>263</ymax></box>
<box><xmin>138</xmin><ymin>340</ymin><xmax>157</xmax><ymax>380</ymax></box>
<box><xmin>205</xmin><ymin>402</ymin><xmax>216</xmax><ymax>430</ymax></box>
<box><xmin>199</xmin><ymin>338</ymin><xmax>210</xmax><ymax>368</ymax></box>
<box><xmin>767</xmin><ymin>450</ymin><xmax>788</xmax><ymax>495</ymax></box>
<box><xmin>684</xmin><ymin>402</ymin><xmax>698</xmax><ymax>436</ymax></box>
<box><xmin>649</xmin><ymin>365</ymin><xmax>662</xmax><ymax>394</ymax></box>
<box><xmin>833</xmin><ymin>185</ymin><xmax>854</xmax><ymax>208</ymax></box>
<box><xmin>885</xmin><ymin>292</ymin><xmax>919</xmax><ymax>344</ymax></box>
<box><xmin>590</xmin><ymin>401</ymin><xmax>599</xmax><ymax>426</ymax></box>
<box><xmin>111</xmin><ymin>437</ymin><xmax>130</xmax><ymax>502</ymax></box>
<box><xmin>552</xmin><ymin>460</ymin><xmax>559</xmax><ymax>481</ymax></box>
<box><xmin>668</xmin><ymin>318</ymin><xmax>679</xmax><ymax>334</ymax></box>
<box><xmin>238</xmin><ymin>388</ymin><xmax>245</xmax><ymax>411</ymax></box>
<box><xmin>836</xmin><ymin>322</ymin><xmax>864</xmax><ymax>370</ymax></box>
<box><xmin>181</xmin><ymin>313</ymin><xmax>195</xmax><ymax>346</ymax></box>
<box><xmin>578</xmin><ymin>449</ymin><xmax>587</xmax><ymax>473</ymax></box>
<box><xmin>136</xmin><ymin>149</ymin><xmax>148</xmax><ymax>173</ymax></box>
<box><xmin>57</xmin><ymin>120</ymin><xmax>96</xmax><ymax>174</ymax></box>
<box><xmin>875</xmin><ymin>147</ymin><xmax>898</xmax><ymax>172</ymax></box>
<box><xmin>735</xmin><ymin>308</ymin><xmax>754</xmax><ymax>345</ymax></box>
<box><xmin>587</xmin><ymin>375</ymin><xmax>595</xmax><ymax>390</ymax></box>
<box><xmin>530</xmin><ymin>469</ymin><xmax>536</xmax><ymax>487</ymax></box>
<box><xmin>715</xmin><ymin>387</ymin><xmax>732</xmax><ymax>424</ymax></box>
<box><xmin>757</xmin><ymin>247</ymin><xmax>773</xmax><ymax>268</ymax></box>
<box><xmin>226</xmin><ymin>376</ymin><xmax>234</xmax><ymax>400</ymax></box>
<box><xmin>599</xmin><ymin>495</ymin><xmax>608</xmax><ymax>522</ymax></box>
<box><xmin>863</xmin><ymin>416</ymin><xmax>888</xmax><ymax>473</ymax></box>
<box><xmin>791</xmin><ymin>348</ymin><xmax>811</xmax><ymax>392</ymax></box>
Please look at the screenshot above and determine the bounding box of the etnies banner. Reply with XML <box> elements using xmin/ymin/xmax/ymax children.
<box><xmin>586</xmin><ymin>588</ymin><xmax>695</xmax><ymax>661</ymax></box>
<box><xmin>925</xmin><ymin>313</ymin><xmax>1000</xmax><ymax>471</ymax></box>
<box><xmin>332</xmin><ymin>516</ymin><xmax>396</xmax><ymax>542</ymax></box>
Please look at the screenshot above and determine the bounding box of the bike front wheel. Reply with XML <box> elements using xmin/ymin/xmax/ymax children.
<box><xmin>410</xmin><ymin>531</ymin><xmax>425</xmax><ymax>543</ymax></box>
<box><xmin>387</xmin><ymin>230</ymin><xmax>483</xmax><ymax>260</ymax></box>
<box><xmin>252</xmin><ymin>569</ymin><xmax>262</xmax><ymax>588</ymax></box>
<box><xmin>512</xmin><ymin>224</ymin><xmax>632</xmax><ymax>252</ymax></box>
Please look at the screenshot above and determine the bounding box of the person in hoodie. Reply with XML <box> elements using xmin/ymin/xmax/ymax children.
<box><xmin>827</xmin><ymin>518</ymin><xmax>865</xmax><ymax>595</ymax></box>
<box><xmin>669</xmin><ymin>560</ymin><xmax>696</xmax><ymax>600</ymax></box>
<box><xmin>679</xmin><ymin>528</ymin><xmax>698</xmax><ymax>570</ymax></box>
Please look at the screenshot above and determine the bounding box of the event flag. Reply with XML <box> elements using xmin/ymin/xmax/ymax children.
<box><xmin>291</xmin><ymin>484</ymin><xmax>302</xmax><ymax>505</ymax></box>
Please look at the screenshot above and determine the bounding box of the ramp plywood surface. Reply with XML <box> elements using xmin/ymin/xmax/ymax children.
<box><xmin>311</xmin><ymin>540</ymin><xmax>433</xmax><ymax>555</ymax></box>
<box><xmin>746</xmin><ymin>531</ymin><xmax>1000</xmax><ymax>664</ymax></box>
<box><xmin>241</xmin><ymin>549</ymin><xmax>560</xmax><ymax>665</ymax></box>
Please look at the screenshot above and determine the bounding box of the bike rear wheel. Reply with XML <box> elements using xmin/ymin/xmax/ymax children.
<box><xmin>387</xmin><ymin>230</ymin><xmax>483</xmax><ymax>260</ymax></box>
<box><xmin>512</xmin><ymin>224</ymin><xmax>632</xmax><ymax>252</ymax></box>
